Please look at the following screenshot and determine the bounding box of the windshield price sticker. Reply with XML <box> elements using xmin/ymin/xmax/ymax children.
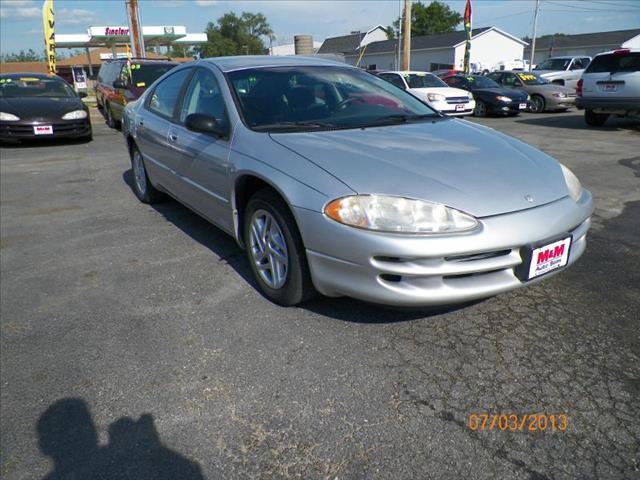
<box><xmin>518</xmin><ymin>73</ymin><xmax>537</xmax><ymax>81</ymax></box>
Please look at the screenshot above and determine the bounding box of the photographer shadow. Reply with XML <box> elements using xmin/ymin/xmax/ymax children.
<box><xmin>37</xmin><ymin>398</ymin><xmax>204</xmax><ymax>480</ymax></box>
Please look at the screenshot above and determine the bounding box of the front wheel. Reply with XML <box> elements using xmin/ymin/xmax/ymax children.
<box><xmin>473</xmin><ymin>100</ymin><xmax>487</xmax><ymax>117</ymax></box>
<box><xmin>584</xmin><ymin>109</ymin><xmax>609</xmax><ymax>127</ymax></box>
<box><xmin>529</xmin><ymin>95</ymin><xmax>545</xmax><ymax>113</ymax></box>
<box><xmin>243</xmin><ymin>189</ymin><xmax>316</xmax><ymax>306</ymax></box>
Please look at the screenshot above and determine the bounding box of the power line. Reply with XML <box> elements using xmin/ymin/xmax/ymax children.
<box><xmin>545</xmin><ymin>1</ymin><xmax>640</xmax><ymax>11</ymax></box>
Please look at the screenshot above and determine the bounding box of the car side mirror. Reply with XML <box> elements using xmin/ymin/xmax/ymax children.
<box><xmin>113</xmin><ymin>80</ymin><xmax>128</xmax><ymax>89</ymax></box>
<box><xmin>185</xmin><ymin>113</ymin><xmax>228</xmax><ymax>138</ymax></box>
<box><xmin>78</xmin><ymin>91</ymin><xmax>88</xmax><ymax>98</ymax></box>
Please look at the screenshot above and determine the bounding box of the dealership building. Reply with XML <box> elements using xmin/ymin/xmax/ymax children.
<box><xmin>319</xmin><ymin>26</ymin><xmax>528</xmax><ymax>72</ymax></box>
<box><xmin>524</xmin><ymin>28</ymin><xmax>640</xmax><ymax>64</ymax></box>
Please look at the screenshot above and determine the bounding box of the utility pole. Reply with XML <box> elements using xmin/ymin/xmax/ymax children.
<box><xmin>529</xmin><ymin>0</ymin><xmax>540</xmax><ymax>71</ymax></box>
<box><xmin>126</xmin><ymin>0</ymin><xmax>145</xmax><ymax>58</ymax></box>
<box><xmin>402</xmin><ymin>0</ymin><xmax>411</xmax><ymax>70</ymax></box>
<box><xmin>396</xmin><ymin>0</ymin><xmax>402</xmax><ymax>70</ymax></box>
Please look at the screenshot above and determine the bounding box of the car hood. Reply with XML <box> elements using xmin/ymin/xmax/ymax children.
<box><xmin>409</xmin><ymin>87</ymin><xmax>470</xmax><ymax>98</ymax></box>
<box><xmin>0</xmin><ymin>96</ymin><xmax>85</xmax><ymax>121</ymax></box>
<box><xmin>270</xmin><ymin>119</ymin><xmax>569</xmax><ymax>218</ymax></box>
<box><xmin>526</xmin><ymin>84</ymin><xmax>575</xmax><ymax>95</ymax></box>
<box><xmin>472</xmin><ymin>87</ymin><xmax>528</xmax><ymax>99</ymax></box>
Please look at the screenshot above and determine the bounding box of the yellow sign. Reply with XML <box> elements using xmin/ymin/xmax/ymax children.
<box><xmin>42</xmin><ymin>0</ymin><xmax>55</xmax><ymax>74</ymax></box>
<box><xmin>517</xmin><ymin>73</ymin><xmax>537</xmax><ymax>81</ymax></box>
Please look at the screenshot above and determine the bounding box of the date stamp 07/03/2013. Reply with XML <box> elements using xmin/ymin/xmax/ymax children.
<box><xmin>468</xmin><ymin>413</ymin><xmax>568</xmax><ymax>432</ymax></box>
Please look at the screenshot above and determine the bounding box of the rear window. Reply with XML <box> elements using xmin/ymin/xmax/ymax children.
<box><xmin>585</xmin><ymin>52</ymin><xmax>640</xmax><ymax>74</ymax></box>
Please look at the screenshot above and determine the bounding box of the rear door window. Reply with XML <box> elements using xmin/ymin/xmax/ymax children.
<box><xmin>147</xmin><ymin>68</ymin><xmax>192</xmax><ymax>119</ymax></box>
<box><xmin>585</xmin><ymin>52</ymin><xmax>640</xmax><ymax>73</ymax></box>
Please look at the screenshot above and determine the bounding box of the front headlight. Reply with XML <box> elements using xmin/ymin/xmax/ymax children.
<box><xmin>427</xmin><ymin>93</ymin><xmax>446</xmax><ymax>102</ymax></box>
<box><xmin>496</xmin><ymin>95</ymin><xmax>512</xmax><ymax>102</ymax></box>
<box><xmin>467</xmin><ymin>93</ymin><xmax>474</xmax><ymax>100</ymax></box>
<box><xmin>0</xmin><ymin>112</ymin><xmax>20</xmax><ymax>121</ymax></box>
<box><xmin>62</xmin><ymin>110</ymin><xmax>87</xmax><ymax>120</ymax></box>
<box><xmin>552</xmin><ymin>92</ymin><xmax>567</xmax><ymax>98</ymax></box>
<box><xmin>324</xmin><ymin>195</ymin><xmax>478</xmax><ymax>234</ymax></box>
<box><xmin>560</xmin><ymin>164</ymin><xmax>582</xmax><ymax>201</ymax></box>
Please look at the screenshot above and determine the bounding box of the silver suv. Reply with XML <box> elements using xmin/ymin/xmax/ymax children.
<box><xmin>576</xmin><ymin>49</ymin><xmax>640</xmax><ymax>126</ymax></box>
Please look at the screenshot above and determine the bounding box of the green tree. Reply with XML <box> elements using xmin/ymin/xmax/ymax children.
<box><xmin>1</xmin><ymin>48</ymin><xmax>42</xmax><ymax>62</ymax></box>
<box><xmin>197</xmin><ymin>11</ymin><xmax>273</xmax><ymax>58</ymax></box>
<box><xmin>393</xmin><ymin>1</ymin><xmax>463</xmax><ymax>37</ymax></box>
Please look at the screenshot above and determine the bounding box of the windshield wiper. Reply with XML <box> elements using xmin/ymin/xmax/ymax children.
<box><xmin>354</xmin><ymin>114</ymin><xmax>437</xmax><ymax>128</ymax></box>
<box><xmin>253</xmin><ymin>121</ymin><xmax>336</xmax><ymax>132</ymax></box>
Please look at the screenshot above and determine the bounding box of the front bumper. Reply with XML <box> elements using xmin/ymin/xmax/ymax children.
<box><xmin>431</xmin><ymin>98</ymin><xmax>475</xmax><ymax>116</ymax></box>
<box><xmin>0</xmin><ymin>119</ymin><xmax>91</xmax><ymax>141</ymax></box>
<box><xmin>488</xmin><ymin>100</ymin><xmax>527</xmax><ymax>115</ymax></box>
<box><xmin>546</xmin><ymin>95</ymin><xmax>576</xmax><ymax>110</ymax></box>
<box><xmin>295</xmin><ymin>192</ymin><xmax>593</xmax><ymax>306</ymax></box>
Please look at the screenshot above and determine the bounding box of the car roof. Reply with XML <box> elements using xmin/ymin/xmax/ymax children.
<box><xmin>379</xmin><ymin>70</ymin><xmax>437</xmax><ymax>75</ymax></box>
<box><xmin>204</xmin><ymin>55</ymin><xmax>350</xmax><ymax>72</ymax></box>
<box><xmin>593</xmin><ymin>48</ymin><xmax>639</xmax><ymax>56</ymax></box>
<box><xmin>105</xmin><ymin>58</ymin><xmax>178</xmax><ymax>64</ymax></box>
<box><xmin>0</xmin><ymin>72</ymin><xmax>62</xmax><ymax>79</ymax></box>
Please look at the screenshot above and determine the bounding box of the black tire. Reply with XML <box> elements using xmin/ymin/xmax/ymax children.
<box><xmin>584</xmin><ymin>109</ymin><xmax>609</xmax><ymax>127</ymax></box>
<box><xmin>243</xmin><ymin>188</ymin><xmax>316</xmax><ymax>306</ymax></box>
<box><xmin>130</xmin><ymin>144</ymin><xmax>164</xmax><ymax>204</ymax></box>
<box><xmin>473</xmin><ymin>100</ymin><xmax>487</xmax><ymax>117</ymax></box>
<box><xmin>529</xmin><ymin>95</ymin><xmax>545</xmax><ymax>113</ymax></box>
<box><xmin>104</xmin><ymin>103</ymin><xmax>120</xmax><ymax>129</ymax></box>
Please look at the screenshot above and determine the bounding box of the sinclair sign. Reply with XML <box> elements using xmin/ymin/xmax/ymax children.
<box><xmin>89</xmin><ymin>26</ymin><xmax>130</xmax><ymax>38</ymax></box>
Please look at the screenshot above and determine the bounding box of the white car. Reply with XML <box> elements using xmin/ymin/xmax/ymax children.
<box><xmin>377</xmin><ymin>71</ymin><xmax>475</xmax><ymax>116</ymax></box>
<box><xmin>576</xmin><ymin>48</ymin><xmax>640</xmax><ymax>126</ymax></box>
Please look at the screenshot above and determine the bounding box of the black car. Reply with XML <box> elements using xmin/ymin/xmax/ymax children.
<box><xmin>0</xmin><ymin>73</ymin><xmax>91</xmax><ymax>143</ymax></box>
<box><xmin>442</xmin><ymin>75</ymin><xmax>530</xmax><ymax>117</ymax></box>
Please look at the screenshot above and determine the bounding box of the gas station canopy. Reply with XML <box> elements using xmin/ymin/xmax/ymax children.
<box><xmin>55</xmin><ymin>26</ymin><xmax>207</xmax><ymax>48</ymax></box>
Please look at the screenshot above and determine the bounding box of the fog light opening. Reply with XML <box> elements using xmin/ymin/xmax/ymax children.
<box><xmin>380</xmin><ymin>274</ymin><xmax>402</xmax><ymax>283</ymax></box>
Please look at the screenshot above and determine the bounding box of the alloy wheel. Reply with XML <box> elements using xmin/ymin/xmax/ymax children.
<box><xmin>249</xmin><ymin>209</ymin><xmax>289</xmax><ymax>289</ymax></box>
<box><xmin>132</xmin><ymin>150</ymin><xmax>147</xmax><ymax>196</ymax></box>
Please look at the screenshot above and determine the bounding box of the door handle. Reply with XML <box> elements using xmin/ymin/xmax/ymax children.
<box><xmin>168</xmin><ymin>133</ymin><xmax>178</xmax><ymax>142</ymax></box>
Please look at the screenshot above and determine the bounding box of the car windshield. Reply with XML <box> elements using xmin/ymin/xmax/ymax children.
<box><xmin>227</xmin><ymin>66</ymin><xmax>439</xmax><ymax>132</ymax></box>
<box><xmin>125</xmin><ymin>63</ymin><xmax>177</xmax><ymax>87</ymax></box>
<box><xmin>405</xmin><ymin>73</ymin><xmax>448</xmax><ymax>88</ymax></box>
<box><xmin>463</xmin><ymin>76</ymin><xmax>500</xmax><ymax>89</ymax></box>
<box><xmin>0</xmin><ymin>76</ymin><xmax>75</xmax><ymax>98</ymax></box>
<box><xmin>535</xmin><ymin>59</ymin><xmax>571</xmax><ymax>70</ymax></box>
<box><xmin>515</xmin><ymin>72</ymin><xmax>548</xmax><ymax>85</ymax></box>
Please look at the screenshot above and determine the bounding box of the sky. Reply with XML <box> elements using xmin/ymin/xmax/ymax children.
<box><xmin>1</xmin><ymin>0</ymin><xmax>639</xmax><ymax>56</ymax></box>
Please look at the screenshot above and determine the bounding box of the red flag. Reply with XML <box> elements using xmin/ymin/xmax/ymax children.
<box><xmin>463</xmin><ymin>0</ymin><xmax>472</xmax><ymax>73</ymax></box>
<box><xmin>464</xmin><ymin>0</ymin><xmax>472</xmax><ymax>28</ymax></box>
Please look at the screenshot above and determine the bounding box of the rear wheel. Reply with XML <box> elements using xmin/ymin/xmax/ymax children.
<box><xmin>529</xmin><ymin>95</ymin><xmax>545</xmax><ymax>113</ymax></box>
<box><xmin>473</xmin><ymin>100</ymin><xmax>487</xmax><ymax>117</ymax></box>
<box><xmin>130</xmin><ymin>145</ymin><xmax>163</xmax><ymax>204</ymax></box>
<box><xmin>584</xmin><ymin>109</ymin><xmax>609</xmax><ymax>127</ymax></box>
<box><xmin>243</xmin><ymin>189</ymin><xmax>316</xmax><ymax>306</ymax></box>
<box><xmin>104</xmin><ymin>103</ymin><xmax>120</xmax><ymax>129</ymax></box>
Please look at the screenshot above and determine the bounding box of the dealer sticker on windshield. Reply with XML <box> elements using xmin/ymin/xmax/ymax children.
<box><xmin>33</xmin><ymin>125</ymin><xmax>53</xmax><ymax>135</ymax></box>
<box><xmin>527</xmin><ymin>237</ymin><xmax>571</xmax><ymax>279</ymax></box>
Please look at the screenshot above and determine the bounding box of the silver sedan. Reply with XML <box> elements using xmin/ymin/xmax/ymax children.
<box><xmin>122</xmin><ymin>56</ymin><xmax>594</xmax><ymax>307</ymax></box>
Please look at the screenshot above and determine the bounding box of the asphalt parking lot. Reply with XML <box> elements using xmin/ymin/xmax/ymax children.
<box><xmin>1</xmin><ymin>108</ymin><xmax>639</xmax><ymax>479</ymax></box>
